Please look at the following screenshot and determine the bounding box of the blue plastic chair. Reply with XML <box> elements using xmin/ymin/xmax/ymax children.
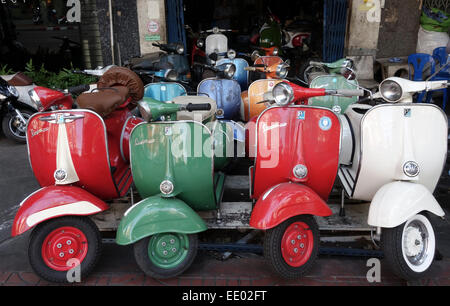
<box><xmin>432</xmin><ymin>47</ymin><xmax>449</xmax><ymax>110</ymax></box>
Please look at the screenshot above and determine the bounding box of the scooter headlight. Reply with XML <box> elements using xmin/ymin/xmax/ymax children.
<box><xmin>212</xmin><ymin>27</ymin><xmax>220</xmax><ymax>34</ymax></box>
<box><xmin>293</xmin><ymin>164</ymin><xmax>308</xmax><ymax>179</ymax></box>
<box><xmin>29</xmin><ymin>89</ymin><xmax>43</xmax><ymax>111</ymax></box>
<box><xmin>227</xmin><ymin>49</ymin><xmax>236</xmax><ymax>60</ymax></box>
<box><xmin>176</xmin><ymin>44</ymin><xmax>185</xmax><ymax>55</ymax></box>
<box><xmin>138</xmin><ymin>101</ymin><xmax>152</xmax><ymax>122</ymax></box>
<box><xmin>403</xmin><ymin>161</ymin><xmax>420</xmax><ymax>178</ymax></box>
<box><xmin>224</xmin><ymin>63</ymin><xmax>236</xmax><ymax>79</ymax></box>
<box><xmin>273</xmin><ymin>82</ymin><xmax>294</xmax><ymax>106</ymax></box>
<box><xmin>380</xmin><ymin>80</ymin><xmax>403</xmax><ymax>103</ymax></box>
<box><xmin>272</xmin><ymin>48</ymin><xmax>279</xmax><ymax>56</ymax></box>
<box><xmin>165</xmin><ymin>69</ymin><xmax>179</xmax><ymax>81</ymax></box>
<box><xmin>276</xmin><ymin>63</ymin><xmax>289</xmax><ymax>79</ymax></box>
<box><xmin>7</xmin><ymin>85</ymin><xmax>19</xmax><ymax>98</ymax></box>
<box><xmin>160</xmin><ymin>180</ymin><xmax>174</xmax><ymax>195</ymax></box>
<box><xmin>197</xmin><ymin>39</ymin><xmax>205</xmax><ymax>48</ymax></box>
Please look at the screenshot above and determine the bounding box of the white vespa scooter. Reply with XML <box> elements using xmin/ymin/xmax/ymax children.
<box><xmin>336</xmin><ymin>75</ymin><xmax>448</xmax><ymax>280</ymax></box>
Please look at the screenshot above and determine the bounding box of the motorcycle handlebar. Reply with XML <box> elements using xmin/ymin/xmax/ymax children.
<box><xmin>184</xmin><ymin>103</ymin><xmax>212</xmax><ymax>112</ymax></box>
<box><xmin>68</xmin><ymin>84</ymin><xmax>90</xmax><ymax>95</ymax></box>
<box><xmin>309</xmin><ymin>61</ymin><xmax>323</xmax><ymax>66</ymax></box>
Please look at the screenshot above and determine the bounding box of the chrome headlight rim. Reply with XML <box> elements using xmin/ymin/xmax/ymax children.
<box><xmin>196</xmin><ymin>39</ymin><xmax>205</xmax><ymax>48</ymax></box>
<box><xmin>138</xmin><ymin>100</ymin><xmax>152</xmax><ymax>122</ymax></box>
<box><xmin>276</xmin><ymin>63</ymin><xmax>289</xmax><ymax>79</ymax></box>
<box><xmin>7</xmin><ymin>85</ymin><xmax>19</xmax><ymax>98</ymax></box>
<box><xmin>28</xmin><ymin>89</ymin><xmax>43</xmax><ymax>111</ymax></box>
<box><xmin>272</xmin><ymin>47</ymin><xmax>279</xmax><ymax>56</ymax></box>
<box><xmin>403</xmin><ymin>161</ymin><xmax>420</xmax><ymax>178</ymax></box>
<box><xmin>224</xmin><ymin>63</ymin><xmax>236</xmax><ymax>79</ymax></box>
<box><xmin>273</xmin><ymin>82</ymin><xmax>294</xmax><ymax>106</ymax></box>
<box><xmin>227</xmin><ymin>49</ymin><xmax>236</xmax><ymax>60</ymax></box>
<box><xmin>380</xmin><ymin>79</ymin><xmax>403</xmax><ymax>103</ymax></box>
<box><xmin>160</xmin><ymin>180</ymin><xmax>175</xmax><ymax>195</ymax></box>
<box><xmin>176</xmin><ymin>43</ymin><xmax>185</xmax><ymax>55</ymax></box>
<box><xmin>164</xmin><ymin>69</ymin><xmax>179</xmax><ymax>81</ymax></box>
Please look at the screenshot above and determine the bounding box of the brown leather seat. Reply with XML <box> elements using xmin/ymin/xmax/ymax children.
<box><xmin>77</xmin><ymin>86</ymin><xmax>130</xmax><ymax>118</ymax></box>
<box><xmin>7</xmin><ymin>72</ymin><xmax>33</xmax><ymax>86</ymax></box>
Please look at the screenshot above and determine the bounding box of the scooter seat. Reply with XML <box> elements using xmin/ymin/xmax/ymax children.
<box><xmin>5</xmin><ymin>72</ymin><xmax>33</xmax><ymax>86</ymax></box>
<box><xmin>77</xmin><ymin>86</ymin><xmax>130</xmax><ymax>118</ymax></box>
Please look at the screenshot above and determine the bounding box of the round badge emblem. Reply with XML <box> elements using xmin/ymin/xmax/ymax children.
<box><xmin>319</xmin><ymin>116</ymin><xmax>332</xmax><ymax>131</ymax></box>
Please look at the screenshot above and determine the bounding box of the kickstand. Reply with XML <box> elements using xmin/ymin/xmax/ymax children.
<box><xmin>339</xmin><ymin>189</ymin><xmax>346</xmax><ymax>217</ymax></box>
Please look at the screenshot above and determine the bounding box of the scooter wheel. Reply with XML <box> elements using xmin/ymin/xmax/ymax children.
<box><xmin>2</xmin><ymin>109</ymin><xmax>34</xmax><ymax>143</ymax></box>
<box><xmin>264</xmin><ymin>215</ymin><xmax>319</xmax><ymax>279</ymax></box>
<box><xmin>133</xmin><ymin>233</ymin><xmax>198</xmax><ymax>279</ymax></box>
<box><xmin>28</xmin><ymin>216</ymin><xmax>102</xmax><ymax>283</ymax></box>
<box><xmin>382</xmin><ymin>213</ymin><xmax>436</xmax><ymax>281</ymax></box>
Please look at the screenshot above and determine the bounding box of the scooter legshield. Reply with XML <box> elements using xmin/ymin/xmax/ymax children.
<box><xmin>12</xmin><ymin>186</ymin><xmax>109</xmax><ymax>237</ymax></box>
<box><xmin>143</xmin><ymin>82</ymin><xmax>187</xmax><ymax>102</ymax></box>
<box><xmin>216</xmin><ymin>58</ymin><xmax>250</xmax><ymax>90</ymax></box>
<box><xmin>251</xmin><ymin>106</ymin><xmax>341</xmax><ymax>201</ymax></box>
<box><xmin>197</xmin><ymin>78</ymin><xmax>241</xmax><ymax>120</ymax></box>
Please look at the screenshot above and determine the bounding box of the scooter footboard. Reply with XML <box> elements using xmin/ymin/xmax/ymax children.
<box><xmin>368</xmin><ymin>182</ymin><xmax>445</xmax><ymax>229</ymax></box>
<box><xmin>249</xmin><ymin>183</ymin><xmax>333</xmax><ymax>230</ymax></box>
<box><xmin>12</xmin><ymin>186</ymin><xmax>109</xmax><ymax>237</ymax></box>
<box><xmin>116</xmin><ymin>196</ymin><xmax>207</xmax><ymax>246</ymax></box>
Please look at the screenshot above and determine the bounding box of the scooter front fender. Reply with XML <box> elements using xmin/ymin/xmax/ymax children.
<box><xmin>116</xmin><ymin>196</ymin><xmax>207</xmax><ymax>246</ymax></box>
<box><xmin>12</xmin><ymin>186</ymin><xmax>109</xmax><ymax>237</ymax></box>
<box><xmin>368</xmin><ymin>182</ymin><xmax>445</xmax><ymax>229</ymax></box>
<box><xmin>249</xmin><ymin>183</ymin><xmax>332</xmax><ymax>230</ymax></box>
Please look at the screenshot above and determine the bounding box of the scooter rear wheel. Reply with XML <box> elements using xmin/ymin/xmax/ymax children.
<box><xmin>264</xmin><ymin>215</ymin><xmax>319</xmax><ymax>279</ymax></box>
<box><xmin>28</xmin><ymin>216</ymin><xmax>102</xmax><ymax>283</ymax></box>
<box><xmin>134</xmin><ymin>233</ymin><xmax>198</xmax><ymax>279</ymax></box>
<box><xmin>382</xmin><ymin>213</ymin><xmax>436</xmax><ymax>281</ymax></box>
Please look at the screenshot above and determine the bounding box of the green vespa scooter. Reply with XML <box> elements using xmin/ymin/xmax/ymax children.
<box><xmin>116</xmin><ymin>96</ymin><xmax>236</xmax><ymax>278</ymax></box>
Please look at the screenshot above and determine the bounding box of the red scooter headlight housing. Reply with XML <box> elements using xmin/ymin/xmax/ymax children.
<box><xmin>273</xmin><ymin>82</ymin><xmax>294</xmax><ymax>106</ymax></box>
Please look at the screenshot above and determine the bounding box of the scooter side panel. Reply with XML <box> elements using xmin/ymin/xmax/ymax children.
<box><xmin>309</xmin><ymin>75</ymin><xmax>359</xmax><ymax>114</ymax></box>
<box><xmin>250</xmin><ymin>183</ymin><xmax>332</xmax><ymax>230</ymax></box>
<box><xmin>197</xmin><ymin>79</ymin><xmax>241</xmax><ymax>120</ymax></box>
<box><xmin>252</xmin><ymin>106</ymin><xmax>341</xmax><ymax>201</ymax></box>
<box><xmin>144</xmin><ymin>82</ymin><xmax>187</xmax><ymax>102</ymax></box>
<box><xmin>27</xmin><ymin>111</ymin><xmax>120</xmax><ymax>200</ymax></box>
<box><xmin>130</xmin><ymin>122</ymin><xmax>217</xmax><ymax>211</ymax></box>
<box><xmin>248</xmin><ymin>79</ymin><xmax>284</xmax><ymax>121</ymax></box>
<box><xmin>352</xmin><ymin>104</ymin><xmax>448</xmax><ymax>201</ymax></box>
<box><xmin>216</xmin><ymin>58</ymin><xmax>249</xmax><ymax>90</ymax></box>
<box><xmin>12</xmin><ymin>186</ymin><xmax>109</xmax><ymax>236</ymax></box>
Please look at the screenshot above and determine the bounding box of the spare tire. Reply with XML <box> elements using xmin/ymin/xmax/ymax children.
<box><xmin>97</xmin><ymin>67</ymin><xmax>144</xmax><ymax>103</ymax></box>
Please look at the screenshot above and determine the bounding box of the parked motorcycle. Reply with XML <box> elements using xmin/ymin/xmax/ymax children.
<box><xmin>0</xmin><ymin>74</ymin><xmax>38</xmax><ymax>143</ymax></box>
<box><xmin>11</xmin><ymin>67</ymin><xmax>145</xmax><ymax>283</ymax></box>
<box><xmin>302</xmin><ymin>58</ymin><xmax>355</xmax><ymax>84</ymax></box>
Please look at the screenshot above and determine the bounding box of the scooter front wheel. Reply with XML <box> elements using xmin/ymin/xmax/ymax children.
<box><xmin>28</xmin><ymin>216</ymin><xmax>102</xmax><ymax>283</ymax></box>
<box><xmin>382</xmin><ymin>213</ymin><xmax>436</xmax><ymax>281</ymax></box>
<box><xmin>134</xmin><ymin>233</ymin><xmax>198</xmax><ymax>279</ymax></box>
<box><xmin>264</xmin><ymin>215</ymin><xmax>319</xmax><ymax>279</ymax></box>
<box><xmin>2</xmin><ymin>109</ymin><xmax>34</xmax><ymax>143</ymax></box>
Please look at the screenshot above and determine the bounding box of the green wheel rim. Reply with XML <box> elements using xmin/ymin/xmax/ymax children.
<box><xmin>147</xmin><ymin>233</ymin><xmax>189</xmax><ymax>269</ymax></box>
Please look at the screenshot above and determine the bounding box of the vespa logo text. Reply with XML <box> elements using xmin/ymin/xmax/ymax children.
<box><xmin>366</xmin><ymin>258</ymin><xmax>381</xmax><ymax>283</ymax></box>
<box><xmin>31</xmin><ymin>128</ymin><xmax>49</xmax><ymax>137</ymax></box>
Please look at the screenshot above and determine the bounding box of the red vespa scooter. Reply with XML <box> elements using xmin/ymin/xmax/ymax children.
<box><xmin>248</xmin><ymin>81</ymin><xmax>363</xmax><ymax>278</ymax></box>
<box><xmin>11</xmin><ymin>67</ymin><xmax>144</xmax><ymax>282</ymax></box>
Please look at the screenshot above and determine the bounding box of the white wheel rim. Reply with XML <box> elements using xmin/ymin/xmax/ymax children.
<box><xmin>401</xmin><ymin>214</ymin><xmax>435</xmax><ymax>273</ymax></box>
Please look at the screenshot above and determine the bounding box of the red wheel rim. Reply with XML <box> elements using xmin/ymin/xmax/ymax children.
<box><xmin>41</xmin><ymin>227</ymin><xmax>88</xmax><ymax>272</ymax></box>
<box><xmin>281</xmin><ymin>221</ymin><xmax>314</xmax><ymax>267</ymax></box>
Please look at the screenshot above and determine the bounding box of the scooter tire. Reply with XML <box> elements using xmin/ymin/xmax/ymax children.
<box><xmin>134</xmin><ymin>233</ymin><xmax>198</xmax><ymax>279</ymax></box>
<box><xmin>382</xmin><ymin>213</ymin><xmax>437</xmax><ymax>281</ymax></box>
<box><xmin>264</xmin><ymin>215</ymin><xmax>319</xmax><ymax>279</ymax></box>
<box><xmin>28</xmin><ymin>216</ymin><xmax>102</xmax><ymax>283</ymax></box>
<box><xmin>2</xmin><ymin>109</ymin><xmax>34</xmax><ymax>143</ymax></box>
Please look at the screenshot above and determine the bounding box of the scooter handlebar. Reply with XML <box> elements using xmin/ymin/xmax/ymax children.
<box><xmin>327</xmin><ymin>89</ymin><xmax>365</xmax><ymax>97</ymax></box>
<box><xmin>68</xmin><ymin>84</ymin><xmax>90</xmax><ymax>95</ymax></box>
<box><xmin>185</xmin><ymin>103</ymin><xmax>212</xmax><ymax>112</ymax></box>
